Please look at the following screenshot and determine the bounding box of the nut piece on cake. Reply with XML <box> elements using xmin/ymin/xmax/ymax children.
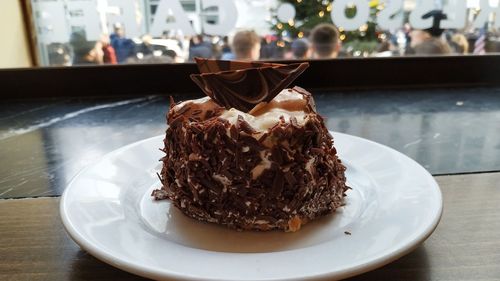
<box><xmin>152</xmin><ymin>58</ymin><xmax>348</xmax><ymax>232</ymax></box>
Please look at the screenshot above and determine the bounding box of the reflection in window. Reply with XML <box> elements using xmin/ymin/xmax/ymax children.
<box><xmin>30</xmin><ymin>0</ymin><xmax>500</xmax><ymax>66</ymax></box>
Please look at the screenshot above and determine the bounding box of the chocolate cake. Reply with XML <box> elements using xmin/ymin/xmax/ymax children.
<box><xmin>153</xmin><ymin>58</ymin><xmax>348</xmax><ymax>232</ymax></box>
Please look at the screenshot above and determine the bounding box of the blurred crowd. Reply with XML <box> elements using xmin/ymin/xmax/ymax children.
<box><xmin>48</xmin><ymin>19</ymin><xmax>500</xmax><ymax>66</ymax></box>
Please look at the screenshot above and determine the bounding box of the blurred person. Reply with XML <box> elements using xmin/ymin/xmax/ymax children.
<box><xmin>408</xmin><ymin>10</ymin><xmax>450</xmax><ymax>54</ymax></box>
<box><xmin>220</xmin><ymin>36</ymin><xmax>234</xmax><ymax>59</ymax></box>
<box><xmin>110</xmin><ymin>23</ymin><xmax>136</xmax><ymax>63</ymax></box>
<box><xmin>310</xmin><ymin>24</ymin><xmax>340</xmax><ymax>59</ymax></box>
<box><xmin>375</xmin><ymin>41</ymin><xmax>391</xmax><ymax>56</ymax></box>
<box><xmin>413</xmin><ymin>38</ymin><xmax>451</xmax><ymax>55</ymax></box>
<box><xmin>472</xmin><ymin>27</ymin><xmax>489</xmax><ymax>54</ymax></box>
<box><xmin>161</xmin><ymin>30</ymin><xmax>185</xmax><ymax>50</ymax></box>
<box><xmin>221</xmin><ymin>51</ymin><xmax>235</xmax><ymax>60</ymax></box>
<box><xmin>450</xmin><ymin>34</ymin><xmax>469</xmax><ymax>54</ymax></box>
<box><xmin>70</xmin><ymin>31</ymin><xmax>104</xmax><ymax>65</ymax></box>
<box><xmin>375</xmin><ymin>34</ymin><xmax>401</xmax><ymax>57</ymax></box>
<box><xmin>188</xmin><ymin>35</ymin><xmax>213</xmax><ymax>61</ymax></box>
<box><xmin>409</xmin><ymin>30</ymin><xmax>432</xmax><ymax>49</ymax></box>
<box><xmin>232</xmin><ymin>30</ymin><xmax>261</xmax><ymax>61</ymax></box>
<box><xmin>291</xmin><ymin>38</ymin><xmax>310</xmax><ymax>59</ymax></box>
<box><xmin>126</xmin><ymin>54</ymin><xmax>174</xmax><ymax>64</ymax></box>
<box><xmin>211</xmin><ymin>36</ymin><xmax>224</xmax><ymax>59</ymax></box>
<box><xmin>48</xmin><ymin>43</ymin><xmax>71</xmax><ymax>66</ymax></box>
<box><xmin>260</xmin><ymin>35</ymin><xmax>281</xmax><ymax>59</ymax></box>
<box><xmin>161</xmin><ymin>30</ymin><xmax>169</xmax><ymax>39</ymax></box>
<box><xmin>100</xmin><ymin>34</ymin><xmax>117</xmax><ymax>64</ymax></box>
<box><xmin>221</xmin><ymin>36</ymin><xmax>231</xmax><ymax>54</ymax></box>
<box><xmin>136</xmin><ymin>34</ymin><xmax>154</xmax><ymax>57</ymax></box>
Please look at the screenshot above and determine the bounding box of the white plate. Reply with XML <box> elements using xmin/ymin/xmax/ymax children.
<box><xmin>61</xmin><ymin>132</ymin><xmax>442</xmax><ymax>281</ymax></box>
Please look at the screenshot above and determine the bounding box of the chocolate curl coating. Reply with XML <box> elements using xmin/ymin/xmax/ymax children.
<box><xmin>190</xmin><ymin>61</ymin><xmax>310</xmax><ymax>112</ymax></box>
<box><xmin>155</xmin><ymin>109</ymin><xmax>348</xmax><ymax>232</ymax></box>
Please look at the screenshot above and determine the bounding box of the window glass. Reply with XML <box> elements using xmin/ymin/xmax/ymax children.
<box><xmin>30</xmin><ymin>0</ymin><xmax>500</xmax><ymax>66</ymax></box>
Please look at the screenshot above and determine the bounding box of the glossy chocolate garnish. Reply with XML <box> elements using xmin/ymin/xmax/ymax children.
<box><xmin>194</xmin><ymin>57</ymin><xmax>285</xmax><ymax>73</ymax></box>
<box><xmin>190</xmin><ymin>58</ymin><xmax>309</xmax><ymax>113</ymax></box>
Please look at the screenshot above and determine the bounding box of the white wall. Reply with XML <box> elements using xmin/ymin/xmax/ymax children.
<box><xmin>0</xmin><ymin>1</ymin><xmax>32</xmax><ymax>68</ymax></box>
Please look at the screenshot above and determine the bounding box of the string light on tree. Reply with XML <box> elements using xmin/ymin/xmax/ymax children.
<box><xmin>271</xmin><ymin>0</ymin><xmax>382</xmax><ymax>55</ymax></box>
<box><xmin>272</xmin><ymin>0</ymin><xmax>334</xmax><ymax>38</ymax></box>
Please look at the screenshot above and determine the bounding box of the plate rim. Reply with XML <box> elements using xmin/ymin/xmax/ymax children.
<box><xmin>60</xmin><ymin>132</ymin><xmax>443</xmax><ymax>281</ymax></box>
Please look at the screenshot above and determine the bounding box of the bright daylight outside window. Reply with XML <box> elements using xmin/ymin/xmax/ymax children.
<box><xmin>30</xmin><ymin>0</ymin><xmax>500</xmax><ymax>66</ymax></box>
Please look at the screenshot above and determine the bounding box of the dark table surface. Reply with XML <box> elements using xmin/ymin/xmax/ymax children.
<box><xmin>2</xmin><ymin>173</ymin><xmax>499</xmax><ymax>281</ymax></box>
<box><xmin>1</xmin><ymin>87</ymin><xmax>500</xmax><ymax>199</ymax></box>
<box><xmin>2</xmin><ymin>86</ymin><xmax>500</xmax><ymax>281</ymax></box>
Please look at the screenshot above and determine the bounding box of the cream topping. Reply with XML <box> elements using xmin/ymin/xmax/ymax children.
<box><xmin>219</xmin><ymin>107</ymin><xmax>307</xmax><ymax>132</ymax></box>
<box><xmin>173</xmin><ymin>96</ymin><xmax>211</xmax><ymax>111</ymax></box>
<box><xmin>172</xmin><ymin>89</ymin><xmax>309</xmax><ymax>133</ymax></box>
<box><xmin>219</xmin><ymin>89</ymin><xmax>308</xmax><ymax>132</ymax></box>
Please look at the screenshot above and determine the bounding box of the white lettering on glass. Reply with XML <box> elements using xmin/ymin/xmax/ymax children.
<box><xmin>441</xmin><ymin>0</ymin><xmax>466</xmax><ymax>29</ymax></box>
<box><xmin>202</xmin><ymin>0</ymin><xmax>238</xmax><ymax>35</ymax></box>
<box><xmin>35</xmin><ymin>2</ymin><xmax>69</xmax><ymax>44</ymax></box>
<box><xmin>409</xmin><ymin>0</ymin><xmax>435</xmax><ymax>29</ymax></box>
<box><xmin>106</xmin><ymin>0</ymin><xmax>142</xmax><ymax>38</ymax></box>
<box><xmin>331</xmin><ymin>0</ymin><xmax>370</xmax><ymax>31</ymax></box>
<box><xmin>276</xmin><ymin>3</ymin><xmax>296</xmax><ymax>22</ymax></box>
<box><xmin>474</xmin><ymin>0</ymin><xmax>495</xmax><ymax>28</ymax></box>
<box><xmin>33</xmin><ymin>0</ymin><xmax>500</xmax><ymax>44</ymax></box>
<box><xmin>377</xmin><ymin>0</ymin><xmax>404</xmax><ymax>30</ymax></box>
<box><xmin>150</xmin><ymin>0</ymin><xmax>196</xmax><ymax>37</ymax></box>
<box><xmin>67</xmin><ymin>0</ymin><xmax>101</xmax><ymax>40</ymax></box>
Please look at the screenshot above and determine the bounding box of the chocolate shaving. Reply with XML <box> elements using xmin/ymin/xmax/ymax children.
<box><xmin>310</xmin><ymin>147</ymin><xmax>325</xmax><ymax>155</ymax></box>
<box><xmin>169</xmin><ymin>96</ymin><xmax>176</xmax><ymax>109</ymax></box>
<box><xmin>284</xmin><ymin>171</ymin><xmax>297</xmax><ymax>186</ymax></box>
<box><xmin>229</xmin><ymin>125</ymin><xmax>238</xmax><ymax>139</ymax></box>
<box><xmin>257</xmin><ymin>133</ymin><xmax>268</xmax><ymax>143</ymax></box>
<box><xmin>271</xmin><ymin>146</ymin><xmax>284</xmax><ymax>164</ymax></box>
<box><xmin>191</xmin><ymin>109</ymin><xmax>202</xmax><ymax>115</ymax></box>
<box><xmin>237</xmin><ymin>115</ymin><xmax>257</xmax><ymax>134</ymax></box>
<box><xmin>176</xmin><ymin>105</ymin><xmax>191</xmax><ymax>115</ymax></box>
<box><xmin>169</xmin><ymin>115</ymin><xmax>184</xmax><ymax>127</ymax></box>
<box><xmin>271</xmin><ymin>170</ymin><xmax>284</xmax><ymax>197</ymax></box>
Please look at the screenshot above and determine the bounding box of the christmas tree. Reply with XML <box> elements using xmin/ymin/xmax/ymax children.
<box><xmin>271</xmin><ymin>0</ymin><xmax>382</xmax><ymax>56</ymax></box>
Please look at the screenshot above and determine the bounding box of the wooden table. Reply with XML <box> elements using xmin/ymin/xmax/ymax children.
<box><xmin>1</xmin><ymin>173</ymin><xmax>499</xmax><ymax>281</ymax></box>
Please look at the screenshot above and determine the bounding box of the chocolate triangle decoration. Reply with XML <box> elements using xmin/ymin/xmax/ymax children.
<box><xmin>190</xmin><ymin>58</ymin><xmax>309</xmax><ymax>113</ymax></box>
<box><xmin>194</xmin><ymin>57</ymin><xmax>286</xmax><ymax>73</ymax></box>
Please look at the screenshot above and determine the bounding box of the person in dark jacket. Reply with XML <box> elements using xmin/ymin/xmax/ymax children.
<box><xmin>69</xmin><ymin>31</ymin><xmax>103</xmax><ymax>65</ymax></box>
<box><xmin>291</xmin><ymin>38</ymin><xmax>310</xmax><ymax>59</ymax></box>
<box><xmin>110</xmin><ymin>23</ymin><xmax>136</xmax><ymax>63</ymax></box>
<box><xmin>188</xmin><ymin>35</ymin><xmax>213</xmax><ymax>61</ymax></box>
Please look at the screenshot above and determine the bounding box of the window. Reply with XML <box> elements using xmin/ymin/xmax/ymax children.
<box><xmin>25</xmin><ymin>0</ymin><xmax>500</xmax><ymax>66</ymax></box>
